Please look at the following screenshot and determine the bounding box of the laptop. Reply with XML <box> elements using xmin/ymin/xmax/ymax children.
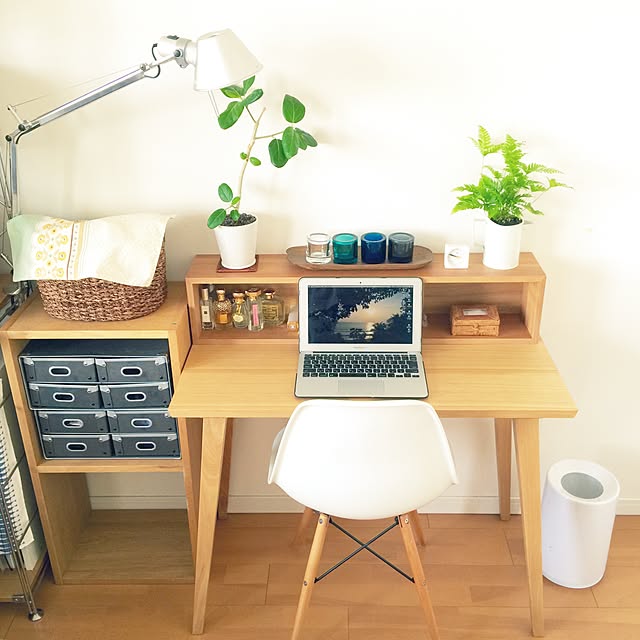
<box><xmin>294</xmin><ymin>277</ymin><xmax>429</xmax><ymax>398</ymax></box>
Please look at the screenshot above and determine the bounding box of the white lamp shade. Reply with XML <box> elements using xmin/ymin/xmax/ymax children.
<box><xmin>189</xmin><ymin>30</ymin><xmax>262</xmax><ymax>91</ymax></box>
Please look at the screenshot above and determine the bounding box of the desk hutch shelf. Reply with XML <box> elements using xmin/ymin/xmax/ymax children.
<box><xmin>185</xmin><ymin>252</ymin><xmax>546</xmax><ymax>345</ymax></box>
<box><xmin>0</xmin><ymin>283</ymin><xmax>200</xmax><ymax>585</ymax></box>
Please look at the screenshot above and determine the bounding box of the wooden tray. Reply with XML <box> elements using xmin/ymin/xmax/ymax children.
<box><xmin>286</xmin><ymin>245</ymin><xmax>433</xmax><ymax>270</ymax></box>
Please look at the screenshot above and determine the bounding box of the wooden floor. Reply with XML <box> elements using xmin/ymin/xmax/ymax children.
<box><xmin>1</xmin><ymin>513</ymin><xmax>639</xmax><ymax>639</ymax></box>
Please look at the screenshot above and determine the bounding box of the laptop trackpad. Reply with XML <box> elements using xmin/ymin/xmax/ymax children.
<box><xmin>338</xmin><ymin>380</ymin><xmax>384</xmax><ymax>397</ymax></box>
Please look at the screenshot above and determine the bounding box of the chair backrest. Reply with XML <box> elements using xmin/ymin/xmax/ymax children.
<box><xmin>268</xmin><ymin>399</ymin><xmax>458</xmax><ymax>520</ymax></box>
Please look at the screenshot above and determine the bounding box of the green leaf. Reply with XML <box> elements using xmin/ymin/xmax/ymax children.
<box><xmin>282</xmin><ymin>95</ymin><xmax>305</xmax><ymax>123</ymax></box>
<box><xmin>547</xmin><ymin>178</ymin><xmax>572</xmax><ymax>189</ymax></box>
<box><xmin>231</xmin><ymin>196</ymin><xmax>241</xmax><ymax>206</ymax></box>
<box><xmin>230</xmin><ymin>209</ymin><xmax>240</xmax><ymax>221</ymax></box>
<box><xmin>218</xmin><ymin>183</ymin><xmax>233</xmax><ymax>202</ymax></box>
<box><xmin>282</xmin><ymin>126</ymin><xmax>299</xmax><ymax>159</ymax></box>
<box><xmin>218</xmin><ymin>102</ymin><xmax>244</xmax><ymax>129</ymax></box>
<box><xmin>452</xmin><ymin>201</ymin><xmax>480</xmax><ymax>213</ymax></box>
<box><xmin>240</xmin><ymin>152</ymin><xmax>248</xmax><ymax>160</ymax></box>
<box><xmin>207</xmin><ymin>208</ymin><xmax>227</xmax><ymax>229</ymax></box>
<box><xmin>220</xmin><ymin>85</ymin><xmax>244</xmax><ymax>99</ymax></box>
<box><xmin>243</xmin><ymin>89</ymin><xmax>264</xmax><ymax>106</ymax></box>
<box><xmin>296</xmin><ymin>128</ymin><xmax>317</xmax><ymax>148</ymax></box>
<box><xmin>249</xmin><ymin>156</ymin><xmax>261</xmax><ymax>166</ymax></box>
<box><xmin>242</xmin><ymin>76</ymin><xmax>255</xmax><ymax>94</ymax></box>
<box><xmin>268</xmin><ymin>139</ymin><xmax>288</xmax><ymax>168</ymax></box>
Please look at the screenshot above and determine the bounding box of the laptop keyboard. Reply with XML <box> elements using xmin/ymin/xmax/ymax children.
<box><xmin>302</xmin><ymin>353</ymin><xmax>420</xmax><ymax>378</ymax></box>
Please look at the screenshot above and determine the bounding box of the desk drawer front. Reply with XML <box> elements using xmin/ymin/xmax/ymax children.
<box><xmin>41</xmin><ymin>434</ymin><xmax>113</xmax><ymax>459</ymax></box>
<box><xmin>21</xmin><ymin>356</ymin><xmax>98</xmax><ymax>383</ymax></box>
<box><xmin>95</xmin><ymin>356</ymin><xmax>169</xmax><ymax>383</ymax></box>
<box><xmin>28</xmin><ymin>383</ymin><xmax>101</xmax><ymax>409</ymax></box>
<box><xmin>112</xmin><ymin>433</ymin><xmax>180</xmax><ymax>458</ymax></box>
<box><xmin>36</xmin><ymin>410</ymin><xmax>108</xmax><ymax>434</ymax></box>
<box><xmin>99</xmin><ymin>383</ymin><xmax>171</xmax><ymax>409</ymax></box>
<box><xmin>106</xmin><ymin>410</ymin><xmax>177</xmax><ymax>434</ymax></box>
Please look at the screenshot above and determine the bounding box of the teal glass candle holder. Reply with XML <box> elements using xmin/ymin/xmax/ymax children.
<box><xmin>332</xmin><ymin>233</ymin><xmax>358</xmax><ymax>264</ymax></box>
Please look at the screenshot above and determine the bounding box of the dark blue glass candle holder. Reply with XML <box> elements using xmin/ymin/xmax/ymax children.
<box><xmin>332</xmin><ymin>233</ymin><xmax>358</xmax><ymax>264</ymax></box>
<box><xmin>388</xmin><ymin>232</ymin><xmax>415</xmax><ymax>263</ymax></box>
<box><xmin>360</xmin><ymin>232</ymin><xmax>387</xmax><ymax>264</ymax></box>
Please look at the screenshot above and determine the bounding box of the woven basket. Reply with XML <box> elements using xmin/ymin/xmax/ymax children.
<box><xmin>37</xmin><ymin>246</ymin><xmax>167</xmax><ymax>322</ymax></box>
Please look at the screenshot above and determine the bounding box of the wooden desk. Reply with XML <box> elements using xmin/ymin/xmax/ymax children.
<box><xmin>170</xmin><ymin>340</ymin><xmax>577</xmax><ymax>636</ymax></box>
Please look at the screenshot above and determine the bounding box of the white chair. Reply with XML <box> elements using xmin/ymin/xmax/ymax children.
<box><xmin>268</xmin><ymin>399</ymin><xmax>458</xmax><ymax>640</ymax></box>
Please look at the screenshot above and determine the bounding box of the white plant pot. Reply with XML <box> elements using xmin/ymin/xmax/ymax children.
<box><xmin>214</xmin><ymin>219</ymin><xmax>258</xmax><ymax>270</ymax></box>
<box><xmin>482</xmin><ymin>219</ymin><xmax>523</xmax><ymax>270</ymax></box>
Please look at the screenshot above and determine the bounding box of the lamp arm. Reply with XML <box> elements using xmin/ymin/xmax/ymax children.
<box><xmin>5</xmin><ymin>57</ymin><xmax>174</xmax><ymax>145</ymax></box>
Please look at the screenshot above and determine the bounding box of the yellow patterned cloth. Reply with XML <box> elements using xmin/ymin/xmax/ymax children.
<box><xmin>8</xmin><ymin>213</ymin><xmax>172</xmax><ymax>287</ymax></box>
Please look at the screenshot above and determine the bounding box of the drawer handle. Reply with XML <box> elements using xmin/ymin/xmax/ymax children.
<box><xmin>53</xmin><ymin>392</ymin><xmax>75</xmax><ymax>403</ymax></box>
<box><xmin>49</xmin><ymin>366</ymin><xmax>71</xmax><ymax>377</ymax></box>
<box><xmin>131</xmin><ymin>418</ymin><xmax>153</xmax><ymax>429</ymax></box>
<box><xmin>125</xmin><ymin>392</ymin><xmax>146</xmax><ymax>402</ymax></box>
<box><xmin>120</xmin><ymin>366</ymin><xmax>143</xmax><ymax>377</ymax></box>
<box><xmin>62</xmin><ymin>419</ymin><xmax>84</xmax><ymax>429</ymax></box>
<box><xmin>135</xmin><ymin>441</ymin><xmax>157</xmax><ymax>451</ymax></box>
<box><xmin>66</xmin><ymin>442</ymin><xmax>88</xmax><ymax>452</ymax></box>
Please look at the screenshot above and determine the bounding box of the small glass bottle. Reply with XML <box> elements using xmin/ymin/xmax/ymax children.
<box><xmin>245</xmin><ymin>288</ymin><xmax>264</xmax><ymax>332</ymax></box>
<box><xmin>261</xmin><ymin>288</ymin><xmax>285</xmax><ymax>327</ymax></box>
<box><xmin>199</xmin><ymin>286</ymin><xmax>213</xmax><ymax>330</ymax></box>
<box><xmin>231</xmin><ymin>292</ymin><xmax>249</xmax><ymax>329</ymax></box>
<box><xmin>213</xmin><ymin>289</ymin><xmax>233</xmax><ymax>329</ymax></box>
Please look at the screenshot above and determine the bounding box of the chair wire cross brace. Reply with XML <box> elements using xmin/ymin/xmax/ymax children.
<box><xmin>314</xmin><ymin>515</ymin><xmax>414</xmax><ymax>584</ymax></box>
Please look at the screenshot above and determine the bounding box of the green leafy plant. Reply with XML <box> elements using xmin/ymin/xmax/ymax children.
<box><xmin>207</xmin><ymin>76</ymin><xmax>317</xmax><ymax>229</ymax></box>
<box><xmin>452</xmin><ymin>126</ymin><xmax>570</xmax><ymax>226</ymax></box>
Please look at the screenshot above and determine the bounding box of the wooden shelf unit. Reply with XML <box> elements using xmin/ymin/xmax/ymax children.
<box><xmin>0</xmin><ymin>283</ymin><xmax>200</xmax><ymax>585</ymax></box>
<box><xmin>185</xmin><ymin>252</ymin><xmax>546</xmax><ymax>345</ymax></box>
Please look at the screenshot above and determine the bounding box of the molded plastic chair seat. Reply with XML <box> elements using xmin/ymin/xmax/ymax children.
<box><xmin>268</xmin><ymin>399</ymin><xmax>457</xmax><ymax>640</ymax></box>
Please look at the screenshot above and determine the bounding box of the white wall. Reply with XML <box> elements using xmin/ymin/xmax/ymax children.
<box><xmin>2</xmin><ymin>1</ymin><xmax>639</xmax><ymax>513</ymax></box>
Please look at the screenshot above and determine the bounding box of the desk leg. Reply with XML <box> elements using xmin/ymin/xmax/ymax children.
<box><xmin>494</xmin><ymin>418</ymin><xmax>513</xmax><ymax>521</ymax></box>
<box><xmin>513</xmin><ymin>418</ymin><xmax>544</xmax><ymax>637</ymax></box>
<box><xmin>218</xmin><ymin>419</ymin><xmax>234</xmax><ymax>520</ymax></box>
<box><xmin>192</xmin><ymin>417</ymin><xmax>228</xmax><ymax>635</ymax></box>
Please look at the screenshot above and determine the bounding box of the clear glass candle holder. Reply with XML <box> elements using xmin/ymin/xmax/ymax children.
<box><xmin>388</xmin><ymin>232</ymin><xmax>415</xmax><ymax>263</ymax></box>
<box><xmin>332</xmin><ymin>233</ymin><xmax>358</xmax><ymax>264</ymax></box>
<box><xmin>306</xmin><ymin>233</ymin><xmax>332</xmax><ymax>264</ymax></box>
<box><xmin>360</xmin><ymin>232</ymin><xmax>387</xmax><ymax>264</ymax></box>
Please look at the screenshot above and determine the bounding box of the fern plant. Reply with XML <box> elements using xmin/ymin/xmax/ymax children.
<box><xmin>452</xmin><ymin>126</ymin><xmax>570</xmax><ymax>226</ymax></box>
<box><xmin>207</xmin><ymin>76</ymin><xmax>317</xmax><ymax>229</ymax></box>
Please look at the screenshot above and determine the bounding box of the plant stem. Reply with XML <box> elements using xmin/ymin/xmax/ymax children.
<box><xmin>255</xmin><ymin>130</ymin><xmax>284</xmax><ymax>140</ymax></box>
<box><xmin>236</xmin><ymin>107</ymin><xmax>266</xmax><ymax>210</ymax></box>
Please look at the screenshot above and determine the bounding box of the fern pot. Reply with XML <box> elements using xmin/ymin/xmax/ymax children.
<box><xmin>482</xmin><ymin>219</ymin><xmax>523</xmax><ymax>270</ymax></box>
<box><xmin>214</xmin><ymin>216</ymin><xmax>258</xmax><ymax>269</ymax></box>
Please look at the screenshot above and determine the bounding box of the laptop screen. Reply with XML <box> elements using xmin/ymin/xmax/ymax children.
<box><xmin>298</xmin><ymin>277</ymin><xmax>423</xmax><ymax>352</ymax></box>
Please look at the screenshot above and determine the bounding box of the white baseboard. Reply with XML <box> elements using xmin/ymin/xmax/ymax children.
<box><xmin>90</xmin><ymin>494</ymin><xmax>640</xmax><ymax>515</ymax></box>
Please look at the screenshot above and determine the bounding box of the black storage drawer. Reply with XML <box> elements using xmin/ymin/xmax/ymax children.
<box><xmin>21</xmin><ymin>356</ymin><xmax>98</xmax><ymax>383</ymax></box>
<box><xmin>41</xmin><ymin>434</ymin><xmax>113</xmax><ymax>459</ymax></box>
<box><xmin>36</xmin><ymin>410</ymin><xmax>109</xmax><ymax>434</ymax></box>
<box><xmin>112</xmin><ymin>433</ymin><xmax>180</xmax><ymax>458</ymax></box>
<box><xmin>95</xmin><ymin>355</ymin><xmax>170</xmax><ymax>383</ymax></box>
<box><xmin>106</xmin><ymin>410</ymin><xmax>177</xmax><ymax>434</ymax></box>
<box><xmin>99</xmin><ymin>383</ymin><xmax>171</xmax><ymax>409</ymax></box>
<box><xmin>27</xmin><ymin>383</ymin><xmax>101</xmax><ymax>409</ymax></box>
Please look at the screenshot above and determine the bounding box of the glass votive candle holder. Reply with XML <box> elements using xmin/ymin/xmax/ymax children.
<box><xmin>388</xmin><ymin>232</ymin><xmax>415</xmax><ymax>263</ymax></box>
<box><xmin>332</xmin><ymin>233</ymin><xmax>358</xmax><ymax>264</ymax></box>
<box><xmin>360</xmin><ymin>232</ymin><xmax>387</xmax><ymax>264</ymax></box>
<box><xmin>306</xmin><ymin>233</ymin><xmax>332</xmax><ymax>264</ymax></box>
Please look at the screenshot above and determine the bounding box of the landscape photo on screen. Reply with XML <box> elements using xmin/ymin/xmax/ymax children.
<box><xmin>307</xmin><ymin>286</ymin><xmax>413</xmax><ymax>344</ymax></box>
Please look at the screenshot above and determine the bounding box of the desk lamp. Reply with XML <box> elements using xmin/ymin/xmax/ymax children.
<box><xmin>0</xmin><ymin>29</ymin><xmax>261</xmax><ymax>299</ymax></box>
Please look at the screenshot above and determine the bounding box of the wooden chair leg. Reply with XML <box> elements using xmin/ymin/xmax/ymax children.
<box><xmin>409</xmin><ymin>510</ymin><xmax>426</xmax><ymax>546</ymax></box>
<box><xmin>291</xmin><ymin>506</ymin><xmax>315</xmax><ymax>546</ymax></box>
<box><xmin>399</xmin><ymin>513</ymin><xmax>440</xmax><ymax>640</ymax></box>
<box><xmin>291</xmin><ymin>512</ymin><xmax>329</xmax><ymax>640</ymax></box>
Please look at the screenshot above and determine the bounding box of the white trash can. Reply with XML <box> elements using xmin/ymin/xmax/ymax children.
<box><xmin>542</xmin><ymin>459</ymin><xmax>620</xmax><ymax>588</ymax></box>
